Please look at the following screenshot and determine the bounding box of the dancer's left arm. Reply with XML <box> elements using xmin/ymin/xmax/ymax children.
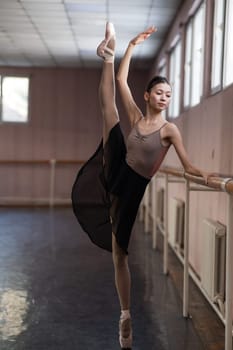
<box><xmin>117</xmin><ymin>26</ymin><xmax>156</xmax><ymax>126</ymax></box>
<box><xmin>165</xmin><ymin>123</ymin><xmax>214</xmax><ymax>184</ymax></box>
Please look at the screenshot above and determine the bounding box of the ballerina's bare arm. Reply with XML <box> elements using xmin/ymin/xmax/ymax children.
<box><xmin>116</xmin><ymin>26</ymin><xmax>157</xmax><ymax>126</ymax></box>
<box><xmin>164</xmin><ymin>123</ymin><xmax>214</xmax><ymax>184</ymax></box>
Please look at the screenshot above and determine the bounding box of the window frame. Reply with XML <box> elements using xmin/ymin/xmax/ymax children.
<box><xmin>158</xmin><ymin>57</ymin><xmax>167</xmax><ymax>78</ymax></box>
<box><xmin>211</xmin><ymin>0</ymin><xmax>233</xmax><ymax>93</ymax></box>
<box><xmin>183</xmin><ymin>1</ymin><xmax>206</xmax><ymax>109</ymax></box>
<box><xmin>184</xmin><ymin>21</ymin><xmax>193</xmax><ymax>108</ymax></box>
<box><xmin>168</xmin><ymin>39</ymin><xmax>182</xmax><ymax>118</ymax></box>
<box><xmin>0</xmin><ymin>73</ymin><xmax>30</xmax><ymax>124</ymax></box>
<box><xmin>222</xmin><ymin>0</ymin><xmax>233</xmax><ymax>88</ymax></box>
<box><xmin>211</xmin><ymin>0</ymin><xmax>226</xmax><ymax>94</ymax></box>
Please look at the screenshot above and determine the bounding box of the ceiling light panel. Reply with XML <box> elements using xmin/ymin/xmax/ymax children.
<box><xmin>14</xmin><ymin>35</ymin><xmax>46</xmax><ymax>45</ymax></box>
<box><xmin>72</xmin><ymin>23</ymin><xmax>104</xmax><ymax>36</ymax></box>
<box><xmin>68</xmin><ymin>12</ymin><xmax>106</xmax><ymax>21</ymax></box>
<box><xmin>21</xmin><ymin>0</ymin><xmax>62</xmax><ymax>2</ymax></box>
<box><xmin>63</xmin><ymin>0</ymin><xmax>106</xmax><ymax>4</ymax></box>
<box><xmin>110</xmin><ymin>13</ymin><xmax>148</xmax><ymax>23</ymax></box>
<box><xmin>46</xmin><ymin>41</ymin><xmax>77</xmax><ymax>50</ymax></box>
<box><xmin>78</xmin><ymin>37</ymin><xmax>102</xmax><ymax>49</ymax></box>
<box><xmin>152</xmin><ymin>0</ymin><xmax>182</xmax><ymax>8</ymax></box>
<box><xmin>109</xmin><ymin>0</ymin><xmax>151</xmax><ymax>5</ymax></box>
<box><xmin>65</xmin><ymin>2</ymin><xmax>105</xmax><ymax>12</ymax></box>
<box><xmin>0</xmin><ymin>7</ymin><xmax>26</xmax><ymax>16</ymax></box>
<box><xmin>21</xmin><ymin>3</ymin><xmax>65</xmax><ymax>11</ymax></box>
<box><xmin>0</xmin><ymin>1</ymin><xmax>21</xmax><ymax>9</ymax></box>
<box><xmin>33</xmin><ymin>18</ymin><xmax>69</xmax><ymax>26</ymax></box>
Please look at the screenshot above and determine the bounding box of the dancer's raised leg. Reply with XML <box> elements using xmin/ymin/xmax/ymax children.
<box><xmin>97</xmin><ymin>22</ymin><xmax>119</xmax><ymax>145</ymax></box>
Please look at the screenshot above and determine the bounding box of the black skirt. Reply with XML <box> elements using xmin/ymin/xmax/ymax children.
<box><xmin>71</xmin><ymin>123</ymin><xmax>150</xmax><ymax>254</ymax></box>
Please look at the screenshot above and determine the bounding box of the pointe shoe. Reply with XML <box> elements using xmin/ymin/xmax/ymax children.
<box><xmin>105</xmin><ymin>22</ymin><xmax>115</xmax><ymax>42</ymax></box>
<box><xmin>97</xmin><ymin>22</ymin><xmax>115</xmax><ymax>62</ymax></box>
<box><xmin>119</xmin><ymin>315</ymin><xmax>133</xmax><ymax>349</ymax></box>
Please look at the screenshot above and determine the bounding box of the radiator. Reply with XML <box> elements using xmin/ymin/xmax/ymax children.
<box><xmin>168</xmin><ymin>197</ymin><xmax>184</xmax><ymax>250</ymax></box>
<box><xmin>200</xmin><ymin>219</ymin><xmax>226</xmax><ymax>304</ymax></box>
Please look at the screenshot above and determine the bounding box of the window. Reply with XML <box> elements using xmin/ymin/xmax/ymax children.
<box><xmin>158</xmin><ymin>58</ymin><xmax>167</xmax><ymax>78</ymax></box>
<box><xmin>169</xmin><ymin>40</ymin><xmax>182</xmax><ymax>118</ymax></box>
<box><xmin>223</xmin><ymin>0</ymin><xmax>233</xmax><ymax>87</ymax></box>
<box><xmin>0</xmin><ymin>76</ymin><xmax>29</xmax><ymax>123</ymax></box>
<box><xmin>184</xmin><ymin>2</ymin><xmax>206</xmax><ymax>107</ymax></box>
<box><xmin>211</xmin><ymin>0</ymin><xmax>233</xmax><ymax>90</ymax></box>
<box><xmin>211</xmin><ymin>0</ymin><xmax>225</xmax><ymax>90</ymax></box>
<box><xmin>191</xmin><ymin>3</ymin><xmax>206</xmax><ymax>106</ymax></box>
<box><xmin>184</xmin><ymin>23</ymin><xmax>192</xmax><ymax>107</ymax></box>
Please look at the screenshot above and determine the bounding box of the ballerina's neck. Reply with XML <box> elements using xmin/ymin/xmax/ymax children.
<box><xmin>143</xmin><ymin>113</ymin><xmax>164</xmax><ymax>124</ymax></box>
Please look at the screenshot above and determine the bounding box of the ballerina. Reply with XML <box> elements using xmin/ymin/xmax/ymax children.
<box><xmin>72</xmin><ymin>22</ymin><xmax>212</xmax><ymax>349</ymax></box>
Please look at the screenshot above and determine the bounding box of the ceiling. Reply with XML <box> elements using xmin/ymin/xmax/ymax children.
<box><xmin>0</xmin><ymin>0</ymin><xmax>184</xmax><ymax>69</ymax></box>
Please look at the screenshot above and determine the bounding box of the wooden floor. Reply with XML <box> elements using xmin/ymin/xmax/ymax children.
<box><xmin>0</xmin><ymin>207</ymin><xmax>226</xmax><ymax>349</ymax></box>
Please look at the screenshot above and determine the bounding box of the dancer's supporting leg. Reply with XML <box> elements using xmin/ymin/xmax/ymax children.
<box><xmin>112</xmin><ymin>235</ymin><xmax>132</xmax><ymax>349</ymax></box>
<box><xmin>97</xmin><ymin>23</ymin><xmax>132</xmax><ymax>349</ymax></box>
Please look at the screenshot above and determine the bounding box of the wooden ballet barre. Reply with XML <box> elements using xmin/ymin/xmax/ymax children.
<box><xmin>0</xmin><ymin>159</ymin><xmax>50</xmax><ymax>165</ymax></box>
<box><xmin>0</xmin><ymin>159</ymin><xmax>85</xmax><ymax>165</ymax></box>
<box><xmin>0</xmin><ymin>158</ymin><xmax>85</xmax><ymax>208</ymax></box>
<box><xmin>56</xmin><ymin>160</ymin><xmax>85</xmax><ymax>165</ymax></box>
<box><xmin>159</xmin><ymin>166</ymin><xmax>233</xmax><ymax>194</ymax></box>
<box><xmin>184</xmin><ymin>173</ymin><xmax>233</xmax><ymax>194</ymax></box>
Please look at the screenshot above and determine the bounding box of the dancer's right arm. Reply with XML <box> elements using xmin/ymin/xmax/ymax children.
<box><xmin>116</xmin><ymin>26</ymin><xmax>156</xmax><ymax>126</ymax></box>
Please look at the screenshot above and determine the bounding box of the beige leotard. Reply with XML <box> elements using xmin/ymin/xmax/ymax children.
<box><xmin>126</xmin><ymin>122</ymin><xmax>170</xmax><ymax>179</ymax></box>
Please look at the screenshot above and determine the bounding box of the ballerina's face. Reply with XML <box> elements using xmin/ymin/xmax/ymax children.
<box><xmin>145</xmin><ymin>83</ymin><xmax>172</xmax><ymax>111</ymax></box>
